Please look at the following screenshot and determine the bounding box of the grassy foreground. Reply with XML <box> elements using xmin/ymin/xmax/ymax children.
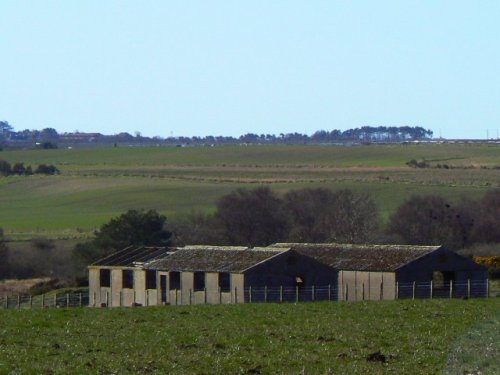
<box><xmin>0</xmin><ymin>299</ymin><xmax>498</xmax><ymax>374</ymax></box>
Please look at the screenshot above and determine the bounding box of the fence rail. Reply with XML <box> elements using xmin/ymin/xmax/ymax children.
<box><xmin>0</xmin><ymin>279</ymin><xmax>498</xmax><ymax>309</ymax></box>
<box><xmin>0</xmin><ymin>292</ymin><xmax>89</xmax><ymax>309</ymax></box>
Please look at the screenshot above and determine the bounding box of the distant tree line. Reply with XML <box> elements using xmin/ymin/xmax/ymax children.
<box><xmin>0</xmin><ymin>160</ymin><xmax>59</xmax><ymax>176</ymax></box>
<box><xmin>1</xmin><ymin>120</ymin><xmax>433</xmax><ymax>148</ymax></box>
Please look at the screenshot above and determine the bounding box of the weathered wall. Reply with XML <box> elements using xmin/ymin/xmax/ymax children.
<box><xmin>338</xmin><ymin>271</ymin><xmax>396</xmax><ymax>301</ymax></box>
<box><xmin>396</xmin><ymin>247</ymin><xmax>488</xmax><ymax>283</ymax></box>
<box><xmin>244</xmin><ymin>250</ymin><xmax>337</xmax><ymax>289</ymax></box>
<box><xmin>88</xmin><ymin>268</ymin><xmax>100</xmax><ymax>307</ymax></box>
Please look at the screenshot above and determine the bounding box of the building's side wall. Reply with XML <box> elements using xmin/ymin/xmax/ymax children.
<box><xmin>244</xmin><ymin>251</ymin><xmax>337</xmax><ymax>288</ymax></box>
<box><xmin>111</xmin><ymin>269</ymin><xmax>123</xmax><ymax>307</ymax></box>
<box><xmin>181</xmin><ymin>272</ymin><xmax>194</xmax><ymax>305</ymax></box>
<box><xmin>134</xmin><ymin>269</ymin><xmax>146</xmax><ymax>305</ymax></box>
<box><xmin>396</xmin><ymin>248</ymin><xmax>488</xmax><ymax>283</ymax></box>
<box><xmin>231</xmin><ymin>273</ymin><xmax>245</xmax><ymax>303</ymax></box>
<box><xmin>338</xmin><ymin>271</ymin><xmax>396</xmax><ymax>301</ymax></box>
<box><xmin>88</xmin><ymin>268</ymin><xmax>100</xmax><ymax>307</ymax></box>
<box><xmin>395</xmin><ymin>248</ymin><xmax>488</xmax><ymax>298</ymax></box>
<box><xmin>164</xmin><ymin>271</ymin><xmax>241</xmax><ymax>305</ymax></box>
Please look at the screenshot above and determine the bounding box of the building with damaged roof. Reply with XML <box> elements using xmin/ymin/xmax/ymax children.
<box><xmin>88</xmin><ymin>243</ymin><xmax>487</xmax><ymax>306</ymax></box>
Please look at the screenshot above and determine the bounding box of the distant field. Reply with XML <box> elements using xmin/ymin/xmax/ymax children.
<box><xmin>0</xmin><ymin>299</ymin><xmax>497</xmax><ymax>374</ymax></box>
<box><xmin>0</xmin><ymin>144</ymin><xmax>499</xmax><ymax>239</ymax></box>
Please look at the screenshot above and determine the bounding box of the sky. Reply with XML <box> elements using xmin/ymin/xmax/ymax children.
<box><xmin>1</xmin><ymin>1</ymin><xmax>499</xmax><ymax>139</ymax></box>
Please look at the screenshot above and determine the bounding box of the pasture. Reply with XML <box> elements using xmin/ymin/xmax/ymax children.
<box><xmin>0</xmin><ymin>143</ymin><xmax>499</xmax><ymax>240</ymax></box>
<box><xmin>0</xmin><ymin>299</ymin><xmax>497</xmax><ymax>374</ymax></box>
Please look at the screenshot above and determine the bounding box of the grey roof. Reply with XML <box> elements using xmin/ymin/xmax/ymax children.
<box><xmin>91</xmin><ymin>246</ymin><xmax>172</xmax><ymax>267</ymax></box>
<box><xmin>146</xmin><ymin>247</ymin><xmax>287</xmax><ymax>273</ymax></box>
<box><xmin>270</xmin><ymin>243</ymin><xmax>440</xmax><ymax>272</ymax></box>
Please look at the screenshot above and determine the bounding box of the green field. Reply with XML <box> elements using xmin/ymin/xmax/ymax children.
<box><xmin>1</xmin><ymin>144</ymin><xmax>499</xmax><ymax>239</ymax></box>
<box><xmin>0</xmin><ymin>299</ymin><xmax>498</xmax><ymax>374</ymax></box>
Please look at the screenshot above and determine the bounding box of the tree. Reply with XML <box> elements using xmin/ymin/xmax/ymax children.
<box><xmin>471</xmin><ymin>189</ymin><xmax>500</xmax><ymax>243</ymax></box>
<box><xmin>170</xmin><ymin>211</ymin><xmax>222</xmax><ymax>246</ymax></box>
<box><xmin>284</xmin><ymin>188</ymin><xmax>379</xmax><ymax>243</ymax></box>
<box><xmin>72</xmin><ymin>209</ymin><xmax>172</xmax><ymax>269</ymax></box>
<box><xmin>214</xmin><ymin>187</ymin><xmax>289</xmax><ymax>246</ymax></box>
<box><xmin>0</xmin><ymin>160</ymin><xmax>11</xmax><ymax>176</ymax></box>
<box><xmin>94</xmin><ymin>209</ymin><xmax>172</xmax><ymax>251</ymax></box>
<box><xmin>387</xmin><ymin>195</ymin><xmax>474</xmax><ymax>248</ymax></box>
<box><xmin>0</xmin><ymin>121</ymin><xmax>13</xmax><ymax>140</ymax></box>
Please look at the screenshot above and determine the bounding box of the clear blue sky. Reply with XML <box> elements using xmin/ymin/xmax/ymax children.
<box><xmin>1</xmin><ymin>1</ymin><xmax>499</xmax><ymax>139</ymax></box>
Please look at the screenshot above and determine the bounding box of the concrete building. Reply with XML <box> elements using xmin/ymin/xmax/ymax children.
<box><xmin>272</xmin><ymin>243</ymin><xmax>488</xmax><ymax>300</ymax></box>
<box><xmin>145</xmin><ymin>246</ymin><xmax>338</xmax><ymax>305</ymax></box>
<box><xmin>88</xmin><ymin>246</ymin><xmax>173</xmax><ymax>307</ymax></box>
<box><xmin>88</xmin><ymin>243</ymin><xmax>488</xmax><ymax>306</ymax></box>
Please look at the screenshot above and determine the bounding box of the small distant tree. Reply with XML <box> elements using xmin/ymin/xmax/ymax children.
<box><xmin>11</xmin><ymin>162</ymin><xmax>26</xmax><ymax>175</ymax></box>
<box><xmin>0</xmin><ymin>160</ymin><xmax>11</xmax><ymax>176</ymax></box>
<box><xmin>35</xmin><ymin>164</ymin><xmax>59</xmax><ymax>175</ymax></box>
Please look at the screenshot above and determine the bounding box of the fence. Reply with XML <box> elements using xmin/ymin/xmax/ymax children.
<box><xmin>0</xmin><ymin>292</ymin><xmax>89</xmax><ymax>309</ymax></box>
<box><xmin>0</xmin><ymin>279</ymin><xmax>497</xmax><ymax>309</ymax></box>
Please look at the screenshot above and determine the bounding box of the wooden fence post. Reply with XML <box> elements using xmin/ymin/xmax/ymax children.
<box><xmin>189</xmin><ymin>289</ymin><xmax>192</xmax><ymax>305</ymax></box>
<box><xmin>175</xmin><ymin>289</ymin><xmax>178</xmax><ymax>305</ymax></box>
<box><xmin>105</xmin><ymin>291</ymin><xmax>109</xmax><ymax>307</ymax></box>
<box><xmin>66</xmin><ymin>293</ymin><xmax>70</xmax><ymax>307</ymax></box>
<box><xmin>345</xmin><ymin>284</ymin><xmax>348</xmax><ymax>301</ymax></box>
<box><xmin>279</xmin><ymin>286</ymin><xmax>283</xmax><ymax>303</ymax></box>
<box><xmin>295</xmin><ymin>286</ymin><xmax>299</xmax><ymax>303</ymax></box>
<box><xmin>79</xmin><ymin>293</ymin><xmax>83</xmax><ymax>307</ymax></box>
<box><xmin>412</xmin><ymin>282</ymin><xmax>416</xmax><ymax>300</ymax></box>
<box><xmin>204</xmin><ymin>288</ymin><xmax>207</xmax><ymax>304</ymax></box>
<box><xmin>430</xmin><ymin>280</ymin><xmax>433</xmax><ymax>299</ymax></box>
<box><xmin>328</xmin><ymin>284</ymin><xmax>331</xmax><ymax>301</ymax></box>
<box><xmin>467</xmin><ymin>279</ymin><xmax>471</xmax><ymax>298</ymax></box>
<box><xmin>248</xmin><ymin>286</ymin><xmax>252</xmax><ymax>304</ymax></box>
<box><xmin>395</xmin><ymin>282</ymin><xmax>399</xmax><ymax>300</ymax></box>
<box><xmin>449</xmin><ymin>280</ymin><xmax>453</xmax><ymax>299</ymax></box>
<box><xmin>264</xmin><ymin>286</ymin><xmax>268</xmax><ymax>303</ymax></box>
<box><xmin>17</xmin><ymin>295</ymin><xmax>20</xmax><ymax>309</ymax></box>
<box><xmin>380</xmin><ymin>282</ymin><xmax>383</xmax><ymax>300</ymax></box>
<box><xmin>42</xmin><ymin>294</ymin><xmax>45</xmax><ymax>308</ymax></box>
<box><xmin>4</xmin><ymin>295</ymin><xmax>7</xmax><ymax>309</ymax></box>
<box><xmin>486</xmin><ymin>279</ymin><xmax>489</xmax><ymax>298</ymax></box>
<box><xmin>362</xmin><ymin>283</ymin><xmax>365</xmax><ymax>301</ymax></box>
<box><xmin>29</xmin><ymin>295</ymin><xmax>33</xmax><ymax>309</ymax></box>
<box><xmin>234</xmin><ymin>287</ymin><xmax>238</xmax><ymax>304</ymax></box>
<box><xmin>312</xmin><ymin>285</ymin><xmax>315</xmax><ymax>302</ymax></box>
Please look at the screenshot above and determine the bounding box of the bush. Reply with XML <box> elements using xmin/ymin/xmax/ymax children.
<box><xmin>34</xmin><ymin>164</ymin><xmax>59</xmax><ymax>175</ymax></box>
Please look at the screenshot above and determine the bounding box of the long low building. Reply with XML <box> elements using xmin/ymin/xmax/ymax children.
<box><xmin>88</xmin><ymin>243</ymin><xmax>488</xmax><ymax>307</ymax></box>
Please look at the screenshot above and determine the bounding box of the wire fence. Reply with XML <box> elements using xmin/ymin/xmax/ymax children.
<box><xmin>0</xmin><ymin>279</ymin><xmax>497</xmax><ymax>309</ymax></box>
<box><xmin>0</xmin><ymin>292</ymin><xmax>89</xmax><ymax>309</ymax></box>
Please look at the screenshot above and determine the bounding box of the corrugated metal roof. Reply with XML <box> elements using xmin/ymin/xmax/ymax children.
<box><xmin>91</xmin><ymin>246</ymin><xmax>173</xmax><ymax>267</ymax></box>
<box><xmin>145</xmin><ymin>247</ymin><xmax>287</xmax><ymax>273</ymax></box>
<box><xmin>270</xmin><ymin>243</ymin><xmax>440</xmax><ymax>271</ymax></box>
